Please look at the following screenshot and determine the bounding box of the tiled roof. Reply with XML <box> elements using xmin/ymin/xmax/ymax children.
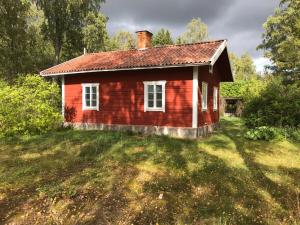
<box><xmin>40</xmin><ymin>40</ymin><xmax>226</xmax><ymax>76</ymax></box>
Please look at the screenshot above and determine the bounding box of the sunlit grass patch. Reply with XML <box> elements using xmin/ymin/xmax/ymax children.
<box><xmin>0</xmin><ymin>117</ymin><xmax>299</xmax><ymax>225</ymax></box>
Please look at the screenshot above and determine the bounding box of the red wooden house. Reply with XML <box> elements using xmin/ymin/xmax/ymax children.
<box><xmin>40</xmin><ymin>31</ymin><xmax>233</xmax><ymax>138</ymax></box>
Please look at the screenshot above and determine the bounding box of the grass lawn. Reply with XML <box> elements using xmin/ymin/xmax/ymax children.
<box><xmin>0</xmin><ymin>117</ymin><xmax>299</xmax><ymax>225</ymax></box>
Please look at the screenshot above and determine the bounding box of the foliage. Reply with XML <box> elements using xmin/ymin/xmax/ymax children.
<box><xmin>0</xmin><ymin>75</ymin><xmax>62</xmax><ymax>136</ymax></box>
<box><xmin>82</xmin><ymin>12</ymin><xmax>110</xmax><ymax>52</ymax></box>
<box><xmin>230</xmin><ymin>53</ymin><xmax>258</xmax><ymax>80</ymax></box>
<box><xmin>258</xmin><ymin>0</ymin><xmax>300</xmax><ymax>81</ymax></box>
<box><xmin>221</xmin><ymin>80</ymin><xmax>248</xmax><ymax>98</ymax></box>
<box><xmin>110</xmin><ymin>31</ymin><xmax>136</xmax><ymax>50</ymax></box>
<box><xmin>0</xmin><ymin>118</ymin><xmax>299</xmax><ymax>224</ymax></box>
<box><xmin>152</xmin><ymin>29</ymin><xmax>174</xmax><ymax>46</ymax></box>
<box><xmin>177</xmin><ymin>18</ymin><xmax>208</xmax><ymax>44</ymax></box>
<box><xmin>243</xmin><ymin>78</ymin><xmax>300</xmax><ymax>128</ymax></box>
<box><xmin>34</xmin><ymin>0</ymin><xmax>105</xmax><ymax>64</ymax></box>
<box><xmin>244</xmin><ymin>126</ymin><xmax>281</xmax><ymax>141</ymax></box>
<box><xmin>221</xmin><ymin>78</ymin><xmax>267</xmax><ymax>100</ymax></box>
<box><xmin>0</xmin><ymin>0</ymin><xmax>53</xmax><ymax>80</ymax></box>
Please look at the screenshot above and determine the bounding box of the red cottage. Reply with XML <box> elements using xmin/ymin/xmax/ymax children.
<box><xmin>41</xmin><ymin>31</ymin><xmax>233</xmax><ymax>138</ymax></box>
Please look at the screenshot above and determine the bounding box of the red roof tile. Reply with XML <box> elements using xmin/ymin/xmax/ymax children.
<box><xmin>40</xmin><ymin>40</ymin><xmax>226</xmax><ymax>76</ymax></box>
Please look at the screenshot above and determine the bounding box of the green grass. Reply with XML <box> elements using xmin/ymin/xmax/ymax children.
<box><xmin>0</xmin><ymin>117</ymin><xmax>299</xmax><ymax>225</ymax></box>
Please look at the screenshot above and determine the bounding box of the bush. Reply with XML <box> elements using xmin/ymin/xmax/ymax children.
<box><xmin>243</xmin><ymin>78</ymin><xmax>300</xmax><ymax>128</ymax></box>
<box><xmin>244</xmin><ymin>126</ymin><xmax>281</xmax><ymax>141</ymax></box>
<box><xmin>0</xmin><ymin>75</ymin><xmax>62</xmax><ymax>136</ymax></box>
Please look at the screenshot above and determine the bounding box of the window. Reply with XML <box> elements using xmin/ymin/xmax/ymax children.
<box><xmin>143</xmin><ymin>81</ymin><xmax>166</xmax><ymax>112</ymax></box>
<box><xmin>213</xmin><ymin>86</ymin><xmax>218</xmax><ymax>111</ymax></box>
<box><xmin>82</xmin><ymin>83</ymin><xmax>99</xmax><ymax>111</ymax></box>
<box><xmin>202</xmin><ymin>82</ymin><xmax>208</xmax><ymax>111</ymax></box>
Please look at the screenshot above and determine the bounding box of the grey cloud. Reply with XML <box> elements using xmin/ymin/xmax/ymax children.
<box><xmin>102</xmin><ymin>0</ymin><xmax>280</xmax><ymax>59</ymax></box>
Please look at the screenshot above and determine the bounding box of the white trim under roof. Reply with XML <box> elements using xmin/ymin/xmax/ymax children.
<box><xmin>40</xmin><ymin>63</ymin><xmax>210</xmax><ymax>77</ymax></box>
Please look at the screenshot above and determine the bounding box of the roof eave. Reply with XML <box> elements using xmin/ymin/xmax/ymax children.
<box><xmin>40</xmin><ymin>63</ymin><xmax>210</xmax><ymax>77</ymax></box>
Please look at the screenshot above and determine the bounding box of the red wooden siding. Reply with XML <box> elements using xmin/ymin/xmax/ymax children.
<box><xmin>64</xmin><ymin>67</ymin><xmax>193</xmax><ymax>128</ymax></box>
<box><xmin>198</xmin><ymin>65</ymin><xmax>221</xmax><ymax>126</ymax></box>
<box><xmin>64</xmin><ymin>65</ymin><xmax>222</xmax><ymax>128</ymax></box>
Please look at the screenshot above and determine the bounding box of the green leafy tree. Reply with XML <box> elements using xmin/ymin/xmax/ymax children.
<box><xmin>0</xmin><ymin>0</ymin><xmax>31</xmax><ymax>78</ymax></box>
<box><xmin>82</xmin><ymin>12</ymin><xmax>110</xmax><ymax>52</ymax></box>
<box><xmin>152</xmin><ymin>29</ymin><xmax>173</xmax><ymax>46</ymax></box>
<box><xmin>230</xmin><ymin>53</ymin><xmax>258</xmax><ymax>80</ymax></box>
<box><xmin>0</xmin><ymin>1</ymin><xmax>53</xmax><ymax>80</ymax></box>
<box><xmin>34</xmin><ymin>0</ymin><xmax>105</xmax><ymax>64</ymax></box>
<box><xmin>178</xmin><ymin>18</ymin><xmax>208</xmax><ymax>44</ymax></box>
<box><xmin>258</xmin><ymin>0</ymin><xmax>300</xmax><ymax>81</ymax></box>
<box><xmin>110</xmin><ymin>31</ymin><xmax>136</xmax><ymax>50</ymax></box>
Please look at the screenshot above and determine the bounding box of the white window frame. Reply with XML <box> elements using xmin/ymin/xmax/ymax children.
<box><xmin>202</xmin><ymin>82</ymin><xmax>208</xmax><ymax>111</ymax></box>
<box><xmin>82</xmin><ymin>83</ymin><xmax>99</xmax><ymax>111</ymax></box>
<box><xmin>213</xmin><ymin>86</ymin><xmax>218</xmax><ymax>111</ymax></box>
<box><xmin>143</xmin><ymin>81</ymin><xmax>166</xmax><ymax>112</ymax></box>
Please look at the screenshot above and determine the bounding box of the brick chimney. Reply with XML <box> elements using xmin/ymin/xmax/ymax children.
<box><xmin>136</xmin><ymin>30</ymin><xmax>153</xmax><ymax>50</ymax></box>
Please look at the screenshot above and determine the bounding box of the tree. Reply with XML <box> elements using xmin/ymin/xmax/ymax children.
<box><xmin>152</xmin><ymin>29</ymin><xmax>173</xmax><ymax>46</ymax></box>
<box><xmin>110</xmin><ymin>31</ymin><xmax>136</xmax><ymax>51</ymax></box>
<box><xmin>82</xmin><ymin>12</ymin><xmax>110</xmax><ymax>53</ymax></box>
<box><xmin>0</xmin><ymin>0</ymin><xmax>31</xmax><ymax>78</ymax></box>
<box><xmin>34</xmin><ymin>0</ymin><xmax>105</xmax><ymax>64</ymax></box>
<box><xmin>178</xmin><ymin>18</ymin><xmax>208</xmax><ymax>44</ymax></box>
<box><xmin>0</xmin><ymin>0</ymin><xmax>53</xmax><ymax>80</ymax></box>
<box><xmin>258</xmin><ymin>0</ymin><xmax>300</xmax><ymax>81</ymax></box>
<box><xmin>230</xmin><ymin>53</ymin><xmax>258</xmax><ymax>80</ymax></box>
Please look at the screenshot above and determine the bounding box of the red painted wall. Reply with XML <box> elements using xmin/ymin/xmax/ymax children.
<box><xmin>198</xmin><ymin>65</ymin><xmax>221</xmax><ymax>126</ymax></box>
<box><xmin>64</xmin><ymin>66</ymin><xmax>221</xmax><ymax>128</ymax></box>
<box><xmin>65</xmin><ymin>67</ymin><xmax>193</xmax><ymax>127</ymax></box>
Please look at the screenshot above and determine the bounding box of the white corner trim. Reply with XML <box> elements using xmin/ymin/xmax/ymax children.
<box><xmin>202</xmin><ymin>82</ymin><xmax>208</xmax><ymax>112</ymax></box>
<box><xmin>61</xmin><ymin>76</ymin><xmax>65</xmax><ymax>119</ymax></box>
<box><xmin>192</xmin><ymin>67</ymin><xmax>198</xmax><ymax>128</ymax></box>
<box><xmin>210</xmin><ymin>40</ymin><xmax>227</xmax><ymax>66</ymax></box>
<box><xmin>82</xmin><ymin>83</ymin><xmax>100</xmax><ymax>111</ymax></box>
<box><xmin>143</xmin><ymin>81</ymin><xmax>166</xmax><ymax>112</ymax></box>
<box><xmin>213</xmin><ymin>86</ymin><xmax>218</xmax><ymax>111</ymax></box>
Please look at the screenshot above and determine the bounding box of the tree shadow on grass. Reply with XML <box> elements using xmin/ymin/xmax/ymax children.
<box><xmin>221</xmin><ymin>118</ymin><xmax>300</xmax><ymax>222</ymax></box>
<box><xmin>0</xmin><ymin>130</ymin><xmax>133</xmax><ymax>224</ymax></box>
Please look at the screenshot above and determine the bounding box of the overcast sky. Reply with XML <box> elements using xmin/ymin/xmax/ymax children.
<box><xmin>102</xmin><ymin>0</ymin><xmax>280</xmax><ymax>72</ymax></box>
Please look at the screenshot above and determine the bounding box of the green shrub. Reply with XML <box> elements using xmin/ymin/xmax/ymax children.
<box><xmin>244</xmin><ymin>126</ymin><xmax>281</xmax><ymax>141</ymax></box>
<box><xmin>243</xmin><ymin>78</ymin><xmax>300</xmax><ymax>128</ymax></box>
<box><xmin>0</xmin><ymin>75</ymin><xmax>62</xmax><ymax>136</ymax></box>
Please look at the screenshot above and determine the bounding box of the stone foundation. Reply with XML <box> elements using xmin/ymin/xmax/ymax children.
<box><xmin>67</xmin><ymin>122</ymin><xmax>220</xmax><ymax>139</ymax></box>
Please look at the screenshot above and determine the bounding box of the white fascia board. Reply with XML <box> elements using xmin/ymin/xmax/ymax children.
<box><xmin>40</xmin><ymin>63</ymin><xmax>209</xmax><ymax>77</ymax></box>
<box><xmin>209</xmin><ymin>40</ymin><xmax>227</xmax><ymax>66</ymax></box>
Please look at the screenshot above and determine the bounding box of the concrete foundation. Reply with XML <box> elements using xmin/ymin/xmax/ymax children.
<box><xmin>67</xmin><ymin>122</ymin><xmax>220</xmax><ymax>139</ymax></box>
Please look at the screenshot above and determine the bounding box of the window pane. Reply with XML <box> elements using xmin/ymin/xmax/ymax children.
<box><xmin>156</xmin><ymin>85</ymin><xmax>162</xmax><ymax>93</ymax></box>
<box><xmin>156</xmin><ymin>100</ymin><xmax>162</xmax><ymax>108</ymax></box>
<box><xmin>148</xmin><ymin>93</ymin><xmax>154</xmax><ymax>100</ymax></box>
<box><xmin>92</xmin><ymin>93</ymin><xmax>97</xmax><ymax>100</ymax></box>
<box><xmin>148</xmin><ymin>85</ymin><xmax>154</xmax><ymax>92</ymax></box>
<box><xmin>86</xmin><ymin>100</ymin><xmax>91</xmax><ymax>107</ymax></box>
<box><xmin>156</xmin><ymin>93</ymin><xmax>162</xmax><ymax>100</ymax></box>
<box><xmin>85</xmin><ymin>93</ymin><xmax>90</xmax><ymax>100</ymax></box>
<box><xmin>92</xmin><ymin>86</ymin><xmax>97</xmax><ymax>94</ymax></box>
<box><xmin>92</xmin><ymin>100</ymin><xmax>97</xmax><ymax>107</ymax></box>
<box><xmin>85</xmin><ymin>87</ymin><xmax>90</xmax><ymax>94</ymax></box>
<box><xmin>148</xmin><ymin>100</ymin><xmax>154</xmax><ymax>107</ymax></box>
